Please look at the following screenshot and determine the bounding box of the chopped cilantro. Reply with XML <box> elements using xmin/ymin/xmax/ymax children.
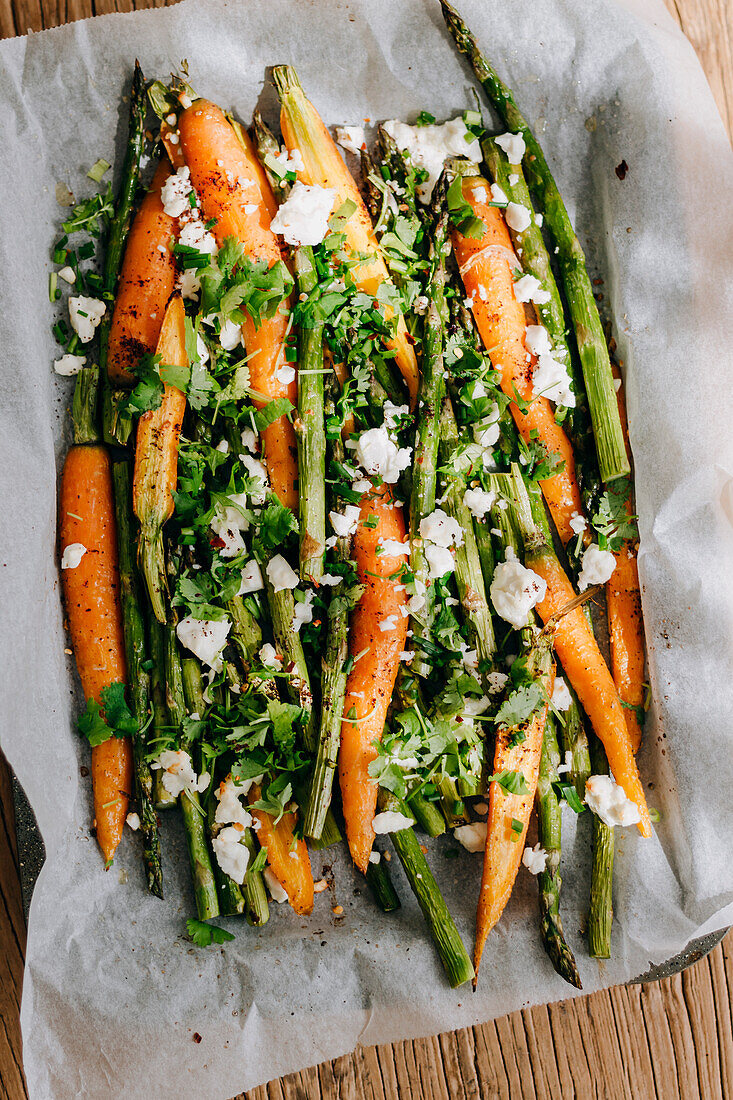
<box><xmin>186</xmin><ymin>918</ymin><xmax>235</xmax><ymax>947</ymax></box>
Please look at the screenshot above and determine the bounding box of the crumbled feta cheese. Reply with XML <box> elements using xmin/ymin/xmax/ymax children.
<box><xmin>557</xmin><ymin>751</ymin><xmax>573</xmax><ymax>775</ymax></box>
<box><xmin>178</xmin><ymin>268</ymin><xmax>201</xmax><ymax>300</ymax></box>
<box><xmin>486</xmin><ymin>670</ymin><xmax>509</xmax><ymax>694</ymax></box>
<box><xmin>532</xmin><ymin>354</ymin><xmax>576</xmax><ymax>408</ymax></box>
<box><xmin>178</xmin><ymin>217</ymin><xmax>217</xmax><ymax>255</ymax></box>
<box><xmin>240</xmin><ymin>427</ymin><xmax>258</xmax><ymax>453</ymax></box>
<box><xmin>263</xmin><ymin>866</ymin><xmax>289</xmax><ymax>902</ymax></box>
<box><xmin>372</xmin><ymin>810</ymin><xmax>415</xmax><ymax>834</ymax></box>
<box><xmin>382</xmin><ymin>400</ymin><xmax>410</xmax><ymax>431</ymax></box>
<box><xmin>525</xmin><ymin>325</ymin><xmax>553</xmax><ymax>357</ymax></box>
<box><xmin>495</xmin><ymin>131</ymin><xmax>526</xmax><ymax>164</ymax></box>
<box><xmin>490</xmin><ymin>556</ymin><xmax>547</xmax><ymax>628</ymax></box>
<box><xmin>266</xmin><ymin>554</ymin><xmax>299</xmax><ymax>592</ymax></box>
<box><xmin>176</xmin><ymin>616</ymin><xmax>231</xmax><ymax>671</ymax></box>
<box><xmin>463</xmin><ymin>487</ymin><xmax>496</xmax><ymax>519</ymax></box>
<box><xmin>292</xmin><ymin>589</ymin><xmax>315</xmax><ymax>632</ymax></box>
<box><xmin>614</xmin><ymin>377</ymin><xmax>622</xmax><ymax>392</ymax></box>
<box><xmin>60</xmin><ymin>543</ymin><xmax>86</xmax><ymax>570</ymax></box>
<box><xmin>319</xmin><ymin>573</ymin><xmax>342</xmax><ymax>586</ymax></box>
<box><xmin>58</xmin><ymin>265</ymin><xmax>76</xmax><ymax>284</ymax></box>
<box><xmin>368</xmin><ymin>850</ymin><xmax>381</xmax><ymax>865</ymax></box>
<box><xmin>508</xmin><ymin>172</ymin><xmax>519</xmax><ymax>186</ymax></box>
<box><xmin>215</xmin><ymin>776</ymin><xmax>254</xmax><ymax>828</ymax></box>
<box><xmin>151</xmin><ymin>748</ymin><xmax>211</xmax><ymax>797</ymax></box>
<box><xmin>196</xmin><ymin>333</ymin><xmax>210</xmax><ymax>365</ymax></box>
<box><xmin>335</xmin><ymin>125</ymin><xmax>365</xmax><ymax>155</ymax></box>
<box><xmin>126</xmin><ymin>812</ymin><xmax>141</xmax><ymax>831</ymax></box>
<box><xmin>577</xmin><ymin>543</ymin><xmax>617</xmax><ymax>591</ymax></box>
<box><xmin>244</xmin><ymin>203</ymin><xmax>258</xmax><ymax>215</ymax></box>
<box><xmin>238</xmin><ymin>560</ymin><xmax>264</xmax><ymax>595</ymax></box>
<box><xmin>585</xmin><ymin>774</ymin><xmax>642</xmax><ymax>828</ymax></box>
<box><xmin>513</xmin><ymin>274</ymin><xmax>551</xmax><ymax>306</ymax></box>
<box><xmin>216</xmin><ymin>440</ymin><xmax>229</xmax><ymax>455</ymax></box>
<box><xmin>355</xmin><ymin>427</ymin><xmax>411</xmax><ymax>483</ymax></box>
<box><xmin>270</xmin><ymin>181</ymin><xmax>336</xmax><ymax>246</ymax></box>
<box><xmin>382</xmin><ymin>117</ymin><xmax>482</xmax><ymax>202</ymax></box>
<box><xmin>413</xmin><ymin>294</ymin><xmax>429</xmax><ymax>314</ymax></box>
<box><xmin>504</xmin><ymin>202</ymin><xmax>532</xmax><ymax>233</ymax></box>
<box><xmin>472</xmin><ymin>185</ymin><xmax>488</xmax><ymax>203</ymax></box>
<box><xmin>241</xmin><ymin>454</ymin><xmax>269</xmax><ymax>504</ymax></box>
<box><xmin>259</xmin><ymin>643</ymin><xmax>281</xmax><ymax>669</ymax></box>
<box><xmin>425</xmin><ymin>543</ymin><xmax>455</xmax><ymax>579</ymax></box>
<box><xmin>419</xmin><ymin>508</ymin><xmax>464</xmax><ymax>548</ymax></box>
<box><xmin>272</xmin><ymin>147</ymin><xmax>305</xmax><ymax>175</ymax></box>
<box><xmin>489</xmin><ymin>182</ymin><xmax>508</xmax><ymax>206</ymax></box>
<box><xmin>569</xmin><ymin>511</ymin><xmax>588</xmax><ymax>535</ymax></box>
<box><xmin>219</xmin><ymin>317</ymin><xmax>243</xmax><ymax>351</ymax></box>
<box><xmin>212</xmin><ymin>826</ymin><xmax>250</xmax><ymax>884</ymax></box>
<box><xmin>454</xmin><ymin>822</ymin><xmax>487</xmax><ymax>853</ymax></box>
<box><xmin>210</xmin><ymin>491</ymin><xmax>249</xmax><ymax>558</ymax></box>
<box><xmin>329</xmin><ymin>504</ymin><xmax>361</xmax><ymax>538</ymax></box>
<box><xmin>54</xmin><ymin>354</ymin><xmax>87</xmax><ymax>376</ymax></box>
<box><xmin>522</xmin><ymin>843</ymin><xmax>548</xmax><ymax>874</ymax></box>
<box><xmin>378</xmin><ymin>537</ymin><xmax>410</xmax><ymax>557</ymax></box>
<box><xmin>551</xmin><ymin>676</ymin><xmax>573</xmax><ymax>711</ymax></box>
<box><xmin>68</xmin><ymin>296</ymin><xmax>106</xmax><ymax>343</ymax></box>
<box><xmin>160</xmin><ymin>166</ymin><xmax>193</xmax><ymax>217</ymax></box>
<box><xmin>379</xmin><ymin>615</ymin><xmax>398</xmax><ymax>632</ymax></box>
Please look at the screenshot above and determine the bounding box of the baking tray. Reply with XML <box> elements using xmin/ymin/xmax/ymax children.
<box><xmin>10</xmin><ymin>774</ymin><xmax>727</xmax><ymax>986</ymax></box>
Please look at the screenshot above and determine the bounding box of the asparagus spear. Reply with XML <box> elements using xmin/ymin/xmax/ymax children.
<box><xmin>378</xmin><ymin>789</ymin><xmax>474</xmax><ymax>987</ymax></box>
<box><xmin>165</xmin><ymin>624</ymin><xmax>219</xmax><ymax>921</ymax></box>
<box><xmin>537</xmin><ymin>712</ymin><xmax>582</xmax><ymax>987</ymax></box>
<box><xmin>588</xmin><ymin>734</ymin><xmax>615</xmax><ymax>958</ymax></box>
<box><xmin>408</xmin><ymin>790</ymin><xmax>447</xmax><ymax>838</ymax></box>
<box><xmin>294</xmin><ymin>246</ymin><xmax>326</xmax><ymax>582</ymax></box>
<box><xmin>72</xmin><ymin>364</ymin><xmax>100</xmax><ymax>445</ymax></box>
<box><xmin>262</xmin><ymin>558</ymin><xmax>316</xmax><ymax>751</ymax></box>
<box><xmin>148</xmin><ymin>616</ymin><xmax>176</xmax><ymax>810</ymax></box>
<box><xmin>99</xmin><ymin>61</ymin><xmax>147</xmax><ymax>448</ymax></box>
<box><xmin>242</xmin><ymin>829</ymin><xmax>270</xmax><ymax>927</ymax></box>
<box><xmin>440</xmin><ymin>1</ymin><xmax>628</xmax><ymax>484</ymax></box>
<box><xmin>365</xmin><ymin>853</ymin><xmax>401</xmax><ymax>913</ymax></box>
<box><xmin>112</xmin><ymin>461</ymin><xmax>163</xmax><ymax>898</ymax></box>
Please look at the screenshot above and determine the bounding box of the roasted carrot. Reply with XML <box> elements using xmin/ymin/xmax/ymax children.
<box><xmin>607</xmin><ymin>372</ymin><xmax>645</xmax><ymax>752</ymax></box>
<box><xmin>451</xmin><ymin>174</ymin><xmax>584</xmax><ymax>546</ymax></box>
<box><xmin>475</xmin><ymin>644</ymin><xmax>554</xmax><ymax>979</ymax></box>
<box><xmin>107</xmin><ymin>159</ymin><xmax>178</xmax><ymax>385</ymax></box>
<box><xmin>249</xmin><ymin>786</ymin><xmax>314</xmax><ymax>915</ymax></box>
<box><xmin>273</xmin><ymin>65</ymin><xmax>420</xmax><ymax>410</ymax></box>
<box><xmin>133</xmin><ymin>295</ymin><xmax>187</xmax><ymax>623</ymax></box>
<box><xmin>528</xmin><ymin>551</ymin><xmax>651</xmax><ymax>836</ymax></box>
<box><xmin>60</xmin><ymin>444</ymin><xmax>133</xmax><ymax>864</ymax></box>
<box><xmin>177</xmin><ymin>100</ymin><xmax>298</xmax><ymax>511</ymax></box>
<box><xmin>339</xmin><ymin>485</ymin><xmax>409</xmax><ymax>872</ymax></box>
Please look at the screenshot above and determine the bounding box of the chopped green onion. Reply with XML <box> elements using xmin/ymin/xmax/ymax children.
<box><xmin>48</xmin><ymin>272</ymin><xmax>60</xmax><ymax>302</ymax></box>
<box><xmin>87</xmin><ymin>158</ymin><xmax>111</xmax><ymax>183</ymax></box>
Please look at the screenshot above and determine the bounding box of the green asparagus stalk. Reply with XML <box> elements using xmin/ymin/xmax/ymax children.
<box><xmin>378</xmin><ymin>789</ymin><xmax>474</xmax><ymax>987</ymax></box>
<box><xmin>165</xmin><ymin>626</ymin><xmax>219</xmax><ymax>921</ymax></box>
<box><xmin>440</xmin><ymin>1</ymin><xmax>628</xmax><ymax>484</ymax></box>
<box><xmin>294</xmin><ymin>246</ymin><xmax>326</xmax><ymax>582</ymax></box>
<box><xmin>436</xmin><ymin>776</ymin><xmax>468</xmax><ymax>828</ymax></box>
<box><xmin>365</xmin><ymin>853</ymin><xmax>401</xmax><ymax>913</ymax></box>
<box><xmin>227</xmin><ymin>595</ymin><xmax>264</xmax><ymax>667</ymax></box>
<box><xmin>407</xmin><ymin>790</ymin><xmax>447</xmax><ymax>837</ymax></box>
<box><xmin>181</xmin><ymin>657</ymin><xmax>246</xmax><ymax>918</ymax></box>
<box><xmin>72</xmin><ymin>364</ymin><xmax>100</xmax><ymax>445</ymax></box>
<box><xmin>262</xmin><ymin>559</ymin><xmax>316</xmax><ymax>751</ymax></box>
<box><xmin>112</xmin><ymin>461</ymin><xmax>163</xmax><ymax>898</ymax></box>
<box><xmin>99</xmin><ymin>61</ymin><xmax>147</xmax><ymax>447</ymax></box>
<box><xmin>242</xmin><ymin>829</ymin><xmax>270</xmax><ymax>927</ymax></box>
<box><xmin>537</xmin><ymin>712</ymin><xmax>582</xmax><ymax>987</ymax></box>
<box><xmin>588</xmin><ymin>734</ymin><xmax>615</xmax><ymax>958</ymax></box>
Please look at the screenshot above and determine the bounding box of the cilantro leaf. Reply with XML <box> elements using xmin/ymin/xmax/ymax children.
<box><xmin>487</xmin><ymin>769</ymin><xmax>530</xmax><ymax>796</ymax></box>
<box><xmin>254</xmin><ymin>397</ymin><xmax>294</xmax><ymax>432</ymax></box>
<box><xmin>78</xmin><ymin>682</ymin><xmax>137</xmax><ymax>746</ymax></box>
<box><xmin>186</xmin><ymin>918</ymin><xmax>235</xmax><ymax>947</ymax></box>
<box><xmin>119</xmin><ymin>352</ymin><xmax>164</xmax><ymax>416</ymax></box>
<box><xmin>591</xmin><ymin>482</ymin><xmax>638</xmax><ymax>550</ymax></box>
<box><xmin>495</xmin><ymin>682</ymin><xmax>545</xmax><ymax>730</ymax></box>
<box><xmin>78</xmin><ymin>698</ymin><xmax>113</xmax><ymax>747</ymax></box>
<box><xmin>447</xmin><ymin>174</ymin><xmax>486</xmax><ymax>240</ymax></box>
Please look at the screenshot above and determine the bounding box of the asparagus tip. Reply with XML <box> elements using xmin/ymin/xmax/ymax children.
<box><xmin>139</xmin><ymin>524</ymin><xmax>167</xmax><ymax>624</ymax></box>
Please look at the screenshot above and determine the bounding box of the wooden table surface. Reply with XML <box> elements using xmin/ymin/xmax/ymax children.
<box><xmin>1</xmin><ymin>0</ymin><xmax>731</xmax><ymax>1096</ymax></box>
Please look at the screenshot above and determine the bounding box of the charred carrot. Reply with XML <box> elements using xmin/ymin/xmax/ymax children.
<box><xmin>450</xmin><ymin>169</ymin><xmax>584</xmax><ymax>547</ymax></box>
<box><xmin>340</xmin><ymin>485</ymin><xmax>409</xmax><ymax>873</ymax></box>
<box><xmin>249</xmin><ymin>786</ymin><xmax>314</xmax><ymax>915</ymax></box>
<box><xmin>107</xmin><ymin>159</ymin><xmax>179</xmax><ymax>385</ymax></box>
<box><xmin>272</xmin><ymin>65</ymin><xmax>420</xmax><ymax>409</ymax></box>
<box><xmin>133</xmin><ymin>295</ymin><xmax>188</xmax><ymax>623</ymax></box>
<box><xmin>60</xmin><ymin>444</ymin><xmax>133</xmax><ymax>865</ymax></box>
<box><xmin>177</xmin><ymin>99</ymin><xmax>298</xmax><ymax>511</ymax></box>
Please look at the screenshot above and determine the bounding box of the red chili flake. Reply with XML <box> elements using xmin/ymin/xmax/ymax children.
<box><xmin>615</xmin><ymin>160</ymin><xmax>629</xmax><ymax>180</ymax></box>
<box><xmin>193</xmin><ymin>1033</ymin><xmax>202</xmax><ymax>1044</ymax></box>
<box><xmin>209</xmin><ymin>536</ymin><xmax>226</xmax><ymax>550</ymax></box>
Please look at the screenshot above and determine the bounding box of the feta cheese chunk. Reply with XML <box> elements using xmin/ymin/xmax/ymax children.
<box><xmin>270</xmin><ymin>181</ymin><xmax>336</xmax><ymax>246</ymax></box>
<box><xmin>425</xmin><ymin>543</ymin><xmax>456</xmax><ymax>579</ymax></box>
<box><xmin>58</xmin><ymin>265</ymin><xmax>76</xmax><ymax>284</ymax></box>
<box><xmin>382</xmin><ymin>117</ymin><xmax>482</xmax><ymax>202</ymax></box>
<box><xmin>335</xmin><ymin>125</ymin><xmax>365</xmax><ymax>155</ymax></box>
<box><xmin>178</xmin><ymin>268</ymin><xmax>201</xmax><ymax>300</ymax></box>
<box><xmin>212</xmin><ymin>825</ymin><xmax>250</xmax><ymax>885</ymax></box>
<box><xmin>240</xmin><ymin>427</ymin><xmax>258</xmax><ymax>453</ymax></box>
<box><xmin>151</xmin><ymin>748</ymin><xmax>210</xmax><ymax>797</ymax></box>
<box><xmin>577</xmin><ymin>543</ymin><xmax>617</xmax><ymax>591</ymax></box>
<box><xmin>495</xmin><ymin>131</ymin><xmax>526</xmax><ymax>164</ymax></box>
<box><xmin>372</xmin><ymin>810</ymin><xmax>415</xmax><ymax>834</ymax></box>
<box><xmin>292</xmin><ymin>589</ymin><xmax>315</xmax><ymax>632</ymax></box>
<box><xmin>454</xmin><ymin>822</ymin><xmax>487</xmax><ymax>853</ymax></box>
<box><xmin>210</xmin><ymin>491</ymin><xmax>249</xmax><ymax>558</ymax></box>
<box><xmin>525</xmin><ymin>325</ymin><xmax>553</xmax><ymax>357</ymax></box>
<box><xmin>505</xmin><ymin>202</ymin><xmax>532</xmax><ymax>233</ymax></box>
<box><xmin>329</xmin><ymin>504</ymin><xmax>361</xmax><ymax>538</ymax></box>
<box><xmin>585</xmin><ymin>774</ymin><xmax>642</xmax><ymax>828</ymax></box>
<box><xmin>259</xmin><ymin>643</ymin><xmax>281</xmax><ymax>669</ymax></box>
<box><xmin>60</xmin><ymin>543</ymin><xmax>86</xmax><ymax>570</ymax></box>
<box><xmin>419</xmin><ymin>507</ymin><xmax>464</xmax><ymax>548</ymax></box>
<box><xmin>490</xmin><ymin>556</ymin><xmax>547</xmax><ymax>628</ymax></box>
<box><xmin>532</xmin><ymin>354</ymin><xmax>576</xmax><ymax>408</ymax></box>
<box><xmin>569</xmin><ymin>511</ymin><xmax>588</xmax><ymax>535</ymax></box>
<box><xmin>265</xmin><ymin>553</ymin><xmax>299</xmax><ymax>592</ymax></box>
<box><xmin>355</xmin><ymin>427</ymin><xmax>411</xmax><ymax>483</ymax></box>
<box><xmin>241</xmin><ymin>454</ymin><xmax>269</xmax><ymax>504</ymax></box>
<box><xmin>68</xmin><ymin>296</ymin><xmax>105</xmax><ymax>343</ymax></box>
<box><xmin>54</xmin><ymin>353</ymin><xmax>87</xmax><ymax>376</ymax></box>
<box><xmin>513</xmin><ymin>274</ymin><xmax>551</xmax><ymax>306</ymax></box>
<box><xmin>126</xmin><ymin>812</ymin><xmax>141</xmax><ymax>831</ymax></box>
<box><xmin>238</xmin><ymin>560</ymin><xmax>264</xmax><ymax>595</ymax></box>
<box><xmin>219</xmin><ymin>316</ymin><xmax>243</xmax><ymax>351</ymax></box>
<box><xmin>463</xmin><ymin>487</ymin><xmax>496</xmax><ymax>520</ymax></box>
<box><xmin>263</xmin><ymin>866</ymin><xmax>289</xmax><ymax>902</ymax></box>
<box><xmin>486</xmin><ymin>670</ymin><xmax>509</xmax><ymax>694</ymax></box>
<box><xmin>551</xmin><ymin>676</ymin><xmax>573</xmax><ymax>711</ymax></box>
<box><xmin>178</xmin><ymin>217</ymin><xmax>217</xmax><ymax>255</ymax></box>
<box><xmin>489</xmin><ymin>183</ymin><xmax>508</xmax><ymax>206</ymax></box>
<box><xmin>522</xmin><ymin>843</ymin><xmax>548</xmax><ymax>875</ymax></box>
<box><xmin>215</xmin><ymin>776</ymin><xmax>254</xmax><ymax>828</ymax></box>
<box><xmin>176</xmin><ymin>616</ymin><xmax>231</xmax><ymax>671</ymax></box>
<box><xmin>160</xmin><ymin>166</ymin><xmax>193</xmax><ymax>217</ymax></box>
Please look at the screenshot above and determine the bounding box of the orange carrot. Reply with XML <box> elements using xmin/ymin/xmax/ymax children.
<box><xmin>274</xmin><ymin>66</ymin><xmax>420</xmax><ymax>409</ymax></box>
<box><xmin>133</xmin><ymin>295</ymin><xmax>188</xmax><ymax>623</ymax></box>
<box><xmin>528</xmin><ymin>551</ymin><xmax>651</xmax><ymax>836</ymax></box>
<box><xmin>451</xmin><ymin>175</ymin><xmax>584</xmax><ymax>546</ymax></box>
<box><xmin>475</xmin><ymin>656</ymin><xmax>553</xmax><ymax>976</ymax></box>
<box><xmin>339</xmin><ymin>485</ymin><xmax>409</xmax><ymax>872</ymax></box>
<box><xmin>107</xmin><ymin>159</ymin><xmax>178</xmax><ymax>385</ymax></box>
<box><xmin>177</xmin><ymin>100</ymin><xmax>298</xmax><ymax>511</ymax></box>
<box><xmin>249</xmin><ymin>786</ymin><xmax>314</xmax><ymax>915</ymax></box>
<box><xmin>607</xmin><ymin>372</ymin><xmax>645</xmax><ymax>752</ymax></box>
<box><xmin>60</xmin><ymin>444</ymin><xmax>133</xmax><ymax>864</ymax></box>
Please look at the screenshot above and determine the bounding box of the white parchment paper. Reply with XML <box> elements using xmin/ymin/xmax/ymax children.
<box><xmin>1</xmin><ymin>0</ymin><xmax>732</xmax><ymax>1095</ymax></box>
